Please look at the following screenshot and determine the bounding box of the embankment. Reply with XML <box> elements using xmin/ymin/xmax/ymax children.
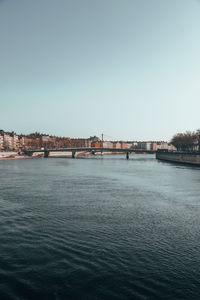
<box><xmin>0</xmin><ymin>152</ymin><xmax>41</xmax><ymax>160</ymax></box>
<box><xmin>156</xmin><ymin>151</ymin><xmax>200</xmax><ymax>166</ymax></box>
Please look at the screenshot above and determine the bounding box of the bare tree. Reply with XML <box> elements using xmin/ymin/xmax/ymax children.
<box><xmin>171</xmin><ymin>131</ymin><xmax>197</xmax><ymax>151</ymax></box>
<box><xmin>195</xmin><ymin>129</ymin><xmax>200</xmax><ymax>151</ymax></box>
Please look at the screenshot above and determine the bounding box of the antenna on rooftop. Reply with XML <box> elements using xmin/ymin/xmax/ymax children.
<box><xmin>101</xmin><ymin>133</ymin><xmax>104</xmax><ymax>148</ymax></box>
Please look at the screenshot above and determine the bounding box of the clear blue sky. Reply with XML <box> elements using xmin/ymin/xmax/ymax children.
<box><xmin>1</xmin><ymin>0</ymin><xmax>200</xmax><ymax>141</ymax></box>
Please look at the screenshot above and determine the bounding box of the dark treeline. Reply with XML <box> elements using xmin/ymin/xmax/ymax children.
<box><xmin>171</xmin><ymin>130</ymin><xmax>200</xmax><ymax>151</ymax></box>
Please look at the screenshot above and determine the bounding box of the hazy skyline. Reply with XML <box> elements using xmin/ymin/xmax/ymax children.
<box><xmin>1</xmin><ymin>0</ymin><xmax>200</xmax><ymax>141</ymax></box>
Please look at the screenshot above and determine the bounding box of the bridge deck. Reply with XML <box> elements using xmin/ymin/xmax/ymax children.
<box><xmin>25</xmin><ymin>147</ymin><xmax>155</xmax><ymax>154</ymax></box>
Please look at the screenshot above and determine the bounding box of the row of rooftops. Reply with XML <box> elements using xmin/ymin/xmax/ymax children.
<box><xmin>0</xmin><ymin>130</ymin><xmax>168</xmax><ymax>144</ymax></box>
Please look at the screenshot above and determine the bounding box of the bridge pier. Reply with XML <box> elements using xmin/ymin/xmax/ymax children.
<box><xmin>126</xmin><ymin>152</ymin><xmax>129</xmax><ymax>160</ymax></box>
<box><xmin>44</xmin><ymin>150</ymin><xmax>49</xmax><ymax>158</ymax></box>
<box><xmin>72</xmin><ymin>151</ymin><xmax>76</xmax><ymax>158</ymax></box>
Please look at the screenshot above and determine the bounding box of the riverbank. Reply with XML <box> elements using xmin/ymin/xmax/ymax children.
<box><xmin>0</xmin><ymin>152</ymin><xmax>34</xmax><ymax>160</ymax></box>
<box><xmin>156</xmin><ymin>151</ymin><xmax>200</xmax><ymax>166</ymax></box>
<box><xmin>0</xmin><ymin>151</ymin><xmax>45</xmax><ymax>160</ymax></box>
<box><xmin>0</xmin><ymin>151</ymin><xmax>126</xmax><ymax>161</ymax></box>
<box><xmin>0</xmin><ymin>151</ymin><xmax>152</xmax><ymax>160</ymax></box>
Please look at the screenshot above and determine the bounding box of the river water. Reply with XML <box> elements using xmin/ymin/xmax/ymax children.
<box><xmin>0</xmin><ymin>155</ymin><xmax>200</xmax><ymax>299</ymax></box>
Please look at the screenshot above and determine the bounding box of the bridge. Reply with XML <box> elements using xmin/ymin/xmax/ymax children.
<box><xmin>23</xmin><ymin>147</ymin><xmax>155</xmax><ymax>159</ymax></box>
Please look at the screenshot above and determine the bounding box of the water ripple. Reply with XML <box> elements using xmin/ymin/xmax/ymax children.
<box><xmin>1</xmin><ymin>156</ymin><xmax>200</xmax><ymax>299</ymax></box>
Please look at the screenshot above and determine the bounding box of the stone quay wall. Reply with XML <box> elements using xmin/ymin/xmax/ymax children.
<box><xmin>156</xmin><ymin>151</ymin><xmax>200</xmax><ymax>166</ymax></box>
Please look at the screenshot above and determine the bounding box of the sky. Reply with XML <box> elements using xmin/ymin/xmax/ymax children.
<box><xmin>0</xmin><ymin>0</ymin><xmax>200</xmax><ymax>141</ymax></box>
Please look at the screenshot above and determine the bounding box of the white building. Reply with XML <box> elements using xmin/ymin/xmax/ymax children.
<box><xmin>3</xmin><ymin>133</ymin><xmax>13</xmax><ymax>150</ymax></box>
<box><xmin>41</xmin><ymin>135</ymin><xmax>50</xmax><ymax>142</ymax></box>
<box><xmin>13</xmin><ymin>134</ymin><xmax>19</xmax><ymax>150</ymax></box>
<box><xmin>156</xmin><ymin>142</ymin><xmax>169</xmax><ymax>150</ymax></box>
<box><xmin>167</xmin><ymin>143</ymin><xmax>177</xmax><ymax>151</ymax></box>
<box><xmin>146</xmin><ymin>142</ymin><xmax>153</xmax><ymax>151</ymax></box>
<box><xmin>103</xmin><ymin>141</ymin><xmax>113</xmax><ymax>148</ymax></box>
<box><xmin>0</xmin><ymin>135</ymin><xmax>4</xmax><ymax>150</ymax></box>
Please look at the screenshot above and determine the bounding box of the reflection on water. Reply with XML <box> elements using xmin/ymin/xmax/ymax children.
<box><xmin>0</xmin><ymin>155</ymin><xmax>200</xmax><ymax>300</ymax></box>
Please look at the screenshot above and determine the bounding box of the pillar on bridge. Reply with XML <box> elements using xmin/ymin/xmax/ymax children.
<box><xmin>44</xmin><ymin>150</ymin><xmax>49</xmax><ymax>158</ymax></box>
<box><xmin>72</xmin><ymin>151</ymin><xmax>76</xmax><ymax>158</ymax></box>
<box><xmin>126</xmin><ymin>152</ymin><xmax>129</xmax><ymax>160</ymax></box>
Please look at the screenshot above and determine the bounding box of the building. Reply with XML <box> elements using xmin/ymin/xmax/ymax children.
<box><xmin>13</xmin><ymin>133</ymin><xmax>19</xmax><ymax>150</ymax></box>
<box><xmin>102</xmin><ymin>141</ymin><xmax>113</xmax><ymax>148</ymax></box>
<box><xmin>70</xmin><ymin>138</ymin><xmax>90</xmax><ymax>148</ymax></box>
<box><xmin>120</xmin><ymin>142</ymin><xmax>126</xmax><ymax>149</ymax></box>
<box><xmin>91</xmin><ymin>141</ymin><xmax>101</xmax><ymax>148</ymax></box>
<box><xmin>3</xmin><ymin>133</ymin><xmax>13</xmax><ymax>150</ymax></box>
<box><xmin>2</xmin><ymin>132</ymin><xmax>19</xmax><ymax>151</ymax></box>
<box><xmin>41</xmin><ymin>135</ymin><xmax>50</xmax><ymax>143</ymax></box>
<box><xmin>146</xmin><ymin>142</ymin><xmax>153</xmax><ymax>151</ymax></box>
<box><xmin>113</xmin><ymin>142</ymin><xmax>121</xmax><ymax>149</ymax></box>
<box><xmin>167</xmin><ymin>143</ymin><xmax>177</xmax><ymax>151</ymax></box>
<box><xmin>152</xmin><ymin>142</ymin><xmax>157</xmax><ymax>151</ymax></box>
<box><xmin>130</xmin><ymin>142</ymin><xmax>138</xmax><ymax>149</ymax></box>
<box><xmin>156</xmin><ymin>142</ymin><xmax>169</xmax><ymax>150</ymax></box>
<box><xmin>0</xmin><ymin>134</ymin><xmax>3</xmax><ymax>150</ymax></box>
<box><xmin>136</xmin><ymin>142</ymin><xmax>147</xmax><ymax>150</ymax></box>
<box><xmin>126</xmin><ymin>142</ymin><xmax>134</xmax><ymax>149</ymax></box>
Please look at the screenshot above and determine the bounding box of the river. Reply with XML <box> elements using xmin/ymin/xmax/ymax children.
<box><xmin>0</xmin><ymin>154</ymin><xmax>200</xmax><ymax>299</ymax></box>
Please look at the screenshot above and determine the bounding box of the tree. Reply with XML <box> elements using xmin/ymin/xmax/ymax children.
<box><xmin>171</xmin><ymin>131</ymin><xmax>197</xmax><ymax>151</ymax></box>
<box><xmin>195</xmin><ymin>129</ymin><xmax>200</xmax><ymax>151</ymax></box>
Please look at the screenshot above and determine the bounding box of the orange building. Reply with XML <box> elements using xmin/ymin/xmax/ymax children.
<box><xmin>91</xmin><ymin>141</ymin><xmax>101</xmax><ymax>148</ymax></box>
<box><xmin>120</xmin><ymin>142</ymin><xmax>126</xmax><ymax>149</ymax></box>
<box><xmin>152</xmin><ymin>142</ymin><xmax>157</xmax><ymax>151</ymax></box>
